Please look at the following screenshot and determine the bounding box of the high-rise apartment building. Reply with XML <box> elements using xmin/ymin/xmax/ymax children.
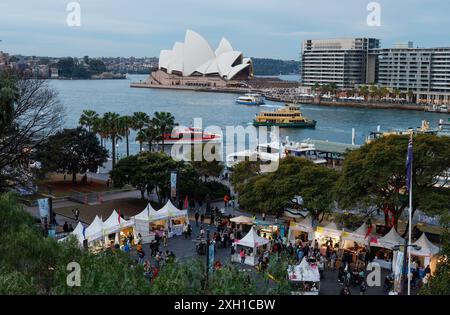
<box><xmin>300</xmin><ymin>38</ymin><xmax>380</xmax><ymax>89</ymax></box>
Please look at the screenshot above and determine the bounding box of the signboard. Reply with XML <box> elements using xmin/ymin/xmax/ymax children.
<box><xmin>208</xmin><ymin>242</ymin><xmax>215</xmax><ymax>273</ymax></box>
<box><xmin>37</xmin><ymin>198</ymin><xmax>49</xmax><ymax>218</ymax></box>
<box><xmin>170</xmin><ymin>171</ymin><xmax>177</xmax><ymax>198</ymax></box>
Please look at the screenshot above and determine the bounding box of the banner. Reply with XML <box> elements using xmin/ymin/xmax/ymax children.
<box><xmin>208</xmin><ymin>242</ymin><xmax>215</xmax><ymax>273</ymax></box>
<box><xmin>170</xmin><ymin>171</ymin><xmax>177</xmax><ymax>198</ymax></box>
<box><xmin>37</xmin><ymin>198</ymin><xmax>49</xmax><ymax>218</ymax></box>
<box><xmin>393</xmin><ymin>250</ymin><xmax>404</xmax><ymax>293</ymax></box>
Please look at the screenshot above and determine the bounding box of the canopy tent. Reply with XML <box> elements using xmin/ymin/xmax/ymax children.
<box><xmin>235</xmin><ymin>227</ymin><xmax>270</xmax><ymax>248</ymax></box>
<box><xmin>102</xmin><ymin>210</ymin><xmax>134</xmax><ymax>236</ymax></box>
<box><xmin>316</xmin><ymin>222</ymin><xmax>342</xmax><ymax>238</ymax></box>
<box><xmin>60</xmin><ymin>222</ymin><xmax>85</xmax><ymax>245</ymax></box>
<box><xmin>410</xmin><ymin>233</ymin><xmax>440</xmax><ymax>257</ymax></box>
<box><xmin>85</xmin><ymin>215</ymin><xmax>103</xmax><ymax>243</ymax></box>
<box><xmin>288</xmin><ymin>216</ymin><xmax>315</xmax><ymax>242</ymax></box>
<box><xmin>230</xmin><ymin>215</ymin><xmax>254</xmax><ymax>225</ymax></box>
<box><xmin>342</xmin><ymin>223</ymin><xmax>374</xmax><ymax>245</ymax></box>
<box><xmin>288</xmin><ymin>257</ymin><xmax>320</xmax><ymax>282</ymax></box>
<box><xmin>233</xmin><ymin>227</ymin><xmax>270</xmax><ymax>266</ymax></box>
<box><xmin>377</xmin><ymin>227</ymin><xmax>404</xmax><ymax>249</ymax></box>
<box><xmin>158</xmin><ymin>199</ymin><xmax>188</xmax><ymax>218</ymax></box>
<box><xmin>133</xmin><ymin>203</ymin><xmax>158</xmax><ymax>221</ymax></box>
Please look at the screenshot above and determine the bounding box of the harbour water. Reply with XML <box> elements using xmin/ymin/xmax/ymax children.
<box><xmin>50</xmin><ymin>74</ymin><xmax>449</xmax><ymax>157</ymax></box>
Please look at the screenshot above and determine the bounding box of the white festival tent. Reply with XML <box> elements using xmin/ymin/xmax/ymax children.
<box><xmin>410</xmin><ymin>233</ymin><xmax>440</xmax><ymax>257</ymax></box>
<box><xmin>158</xmin><ymin>199</ymin><xmax>188</xmax><ymax>219</ymax></box>
<box><xmin>230</xmin><ymin>215</ymin><xmax>254</xmax><ymax>225</ymax></box>
<box><xmin>133</xmin><ymin>203</ymin><xmax>165</xmax><ymax>243</ymax></box>
<box><xmin>85</xmin><ymin>215</ymin><xmax>104</xmax><ymax>243</ymax></box>
<box><xmin>234</xmin><ymin>227</ymin><xmax>270</xmax><ymax>266</ymax></box>
<box><xmin>376</xmin><ymin>227</ymin><xmax>405</xmax><ymax>249</ymax></box>
<box><xmin>59</xmin><ymin>222</ymin><xmax>85</xmax><ymax>245</ymax></box>
<box><xmin>102</xmin><ymin>210</ymin><xmax>134</xmax><ymax>238</ymax></box>
<box><xmin>288</xmin><ymin>215</ymin><xmax>315</xmax><ymax>242</ymax></box>
<box><xmin>288</xmin><ymin>257</ymin><xmax>320</xmax><ymax>282</ymax></box>
<box><xmin>317</xmin><ymin>222</ymin><xmax>342</xmax><ymax>238</ymax></box>
<box><xmin>342</xmin><ymin>223</ymin><xmax>373</xmax><ymax>246</ymax></box>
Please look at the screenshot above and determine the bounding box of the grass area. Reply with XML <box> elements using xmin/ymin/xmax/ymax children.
<box><xmin>54</xmin><ymin>198</ymin><xmax>162</xmax><ymax>224</ymax></box>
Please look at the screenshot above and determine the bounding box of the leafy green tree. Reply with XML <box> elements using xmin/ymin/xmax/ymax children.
<box><xmin>189</xmin><ymin>144</ymin><xmax>224</xmax><ymax>182</ymax></box>
<box><xmin>35</xmin><ymin>127</ymin><xmax>108</xmax><ymax>184</ymax></box>
<box><xmin>233</xmin><ymin>157</ymin><xmax>338</xmax><ymax>219</ymax></box>
<box><xmin>335</xmin><ymin>134</ymin><xmax>450</xmax><ymax>231</ymax></box>
<box><xmin>119</xmin><ymin>115</ymin><xmax>134</xmax><ymax>157</ymax></box>
<box><xmin>209</xmin><ymin>265</ymin><xmax>257</xmax><ymax>294</ymax></box>
<box><xmin>0</xmin><ymin>71</ymin><xmax>19</xmax><ymax>134</ymax></box>
<box><xmin>88</xmin><ymin>59</ymin><xmax>106</xmax><ymax>75</ymax></box>
<box><xmin>149</xmin><ymin>259</ymin><xmax>204</xmax><ymax>294</ymax></box>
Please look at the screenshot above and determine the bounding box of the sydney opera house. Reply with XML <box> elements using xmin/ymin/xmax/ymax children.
<box><xmin>147</xmin><ymin>30</ymin><xmax>254</xmax><ymax>88</ymax></box>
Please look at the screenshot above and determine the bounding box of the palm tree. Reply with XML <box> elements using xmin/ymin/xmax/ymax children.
<box><xmin>119</xmin><ymin>115</ymin><xmax>133</xmax><ymax>157</ymax></box>
<box><xmin>153</xmin><ymin>112</ymin><xmax>176</xmax><ymax>151</ymax></box>
<box><xmin>92</xmin><ymin>116</ymin><xmax>107</xmax><ymax>148</ymax></box>
<box><xmin>78</xmin><ymin>109</ymin><xmax>99</xmax><ymax>132</ymax></box>
<box><xmin>144</xmin><ymin>122</ymin><xmax>161</xmax><ymax>152</ymax></box>
<box><xmin>102</xmin><ymin>112</ymin><xmax>121</xmax><ymax>168</ymax></box>
<box><xmin>132</xmin><ymin>112</ymin><xmax>150</xmax><ymax>152</ymax></box>
<box><xmin>369</xmin><ymin>85</ymin><xmax>379</xmax><ymax>100</ymax></box>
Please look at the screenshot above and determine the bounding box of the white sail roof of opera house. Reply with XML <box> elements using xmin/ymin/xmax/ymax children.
<box><xmin>158</xmin><ymin>30</ymin><xmax>253</xmax><ymax>80</ymax></box>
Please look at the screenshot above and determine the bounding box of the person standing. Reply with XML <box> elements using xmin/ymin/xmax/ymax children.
<box><xmin>200</xmin><ymin>213</ymin><xmax>205</xmax><ymax>225</ymax></box>
<box><xmin>210</xmin><ymin>213</ymin><xmax>215</xmax><ymax>226</ymax></box>
<box><xmin>163</xmin><ymin>229</ymin><xmax>169</xmax><ymax>247</ymax></box>
<box><xmin>187</xmin><ymin>224</ymin><xmax>192</xmax><ymax>239</ymax></box>
<box><xmin>262</xmin><ymin>212</ymin><xmax>266</xmax><ymax>221</ymax></box>
<box><xmin>73</xmin><ymin>208</ymin><xmax>80</xmax><ymax>221</ymax></box>
<box><xmin>194</xmin><ymin>211</ymin><xmax>200</xmax><ymax>227</ymax></box>
<box><xmin>240</xmin><ymin>248</ymin><xmax>246</xmax><ymax>264</ymax></box>
<box><xmin>63</xmin><ymin>221</ymin><xmax>69</xmax><ymax>233</ymax></box>
<box><xmin>183</xmin><ymin>223</ymin><xmax>188</xmax><ymax>239</ymax></box>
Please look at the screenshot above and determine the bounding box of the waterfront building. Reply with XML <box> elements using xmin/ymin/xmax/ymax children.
<box><xmin>300</xmin><ymin>38</ymin><xmax>380</xmax><ymax>89</ymax></box>
<box><xmin>148</xmin><ymin>30</ymin><xmax>254</xmax><ymax>88</ymax></box>
<box><xmin>376</xmin><ymin>46</ymin><xmax>450</xmax><ymax>105</ymax></box>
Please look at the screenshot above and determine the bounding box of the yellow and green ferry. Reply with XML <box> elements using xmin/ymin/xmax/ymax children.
<box><xmin>253</xmin><ymin>104</ymin><xmax>316</xmax><ymax>128</ymax></box>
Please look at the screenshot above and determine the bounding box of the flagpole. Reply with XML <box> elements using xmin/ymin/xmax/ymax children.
<box><xmin>407</xmin><ymin>134</ymin><xmax>413</xmax><ymax>296</ymax></box>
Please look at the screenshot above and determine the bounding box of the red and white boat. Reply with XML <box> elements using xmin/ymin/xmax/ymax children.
<box><xmin>158</xmin><ymin>127</ymin><xmax>222</xmax><ymax>145</ymax></box>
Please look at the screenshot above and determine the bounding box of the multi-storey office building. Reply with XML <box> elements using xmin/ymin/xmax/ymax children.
<box><xmin>376</xmin><ymin>47</ymin><xmax>450</xmax><ymax>104</ymax></box>
<box><xmin>300</xmin><ymin>38</ymin><xmax>380</xmax><ymax>89</ymax></box>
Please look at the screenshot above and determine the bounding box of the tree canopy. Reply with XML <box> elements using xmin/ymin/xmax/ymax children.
<box><xmin>334</xmin><ymin>134</ymin><xmax>450</xmax><ymax>231</ymax></box>
<box><xmin>35</xmin><ymin>127</ymin><xmax>108</xmax><ymax>184</ymax></box>
<box><xmin>232</xmin><ymin>156</ymin><xmax>339</xmax><ymax>220</ymax></box>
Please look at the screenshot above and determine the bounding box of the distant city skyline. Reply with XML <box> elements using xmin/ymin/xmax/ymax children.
<box><xmin>1</xmin><ymin>0</ymin><xmax>450</xmax><ymax>60</ymax></box>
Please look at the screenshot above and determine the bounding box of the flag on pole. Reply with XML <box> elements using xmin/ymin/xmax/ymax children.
<box><xmin>406</xmin><ymin>134</ymin><xmax>413</xmax><ymax>192</ymax></box>
<box><xmin>117</xmin><ymin>209</ymin><xmax>121</xmax><ymax>224</ymax></box>
<box><xmin>82</xmin><ymin>225</ymin><xmax>86</xmax><ymax>240</ymax></box>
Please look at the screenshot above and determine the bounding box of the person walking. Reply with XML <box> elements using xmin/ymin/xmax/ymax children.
<box><xmin>194</xmin><ymin>211</ymin><xmax>200</xmax><ymax>227</ymax></box>
<box><xmin>73</xmin><ymin>208</ymin><xmax>80</xmax><ymax>221</ymax></box>
<box><xmin>262</xmin><ymin>212</ymin><xmax>266</xmax><ymax>221</ymax></box>
<box><xmin>183</xmin><ymin>223</ymin><xmax>188</xmax><ymax>239</ymax></box>
<box><xmin>200</xmin><ymin>213</ymin><xmax>205</xmax><ymax>225</ymax></box>
<box><xmin>163</xmin><ymin>229</ymin><xmax>169</xmax><ymax>247</ymax></box>
<box><xmin>210</xmin><ymin>213</ymin><xmax>215</xmax><ymax>226</ymax></box>
<box><xmin>63</xmin><ymin>221</ymin><xmax>69</xmax><ymax>233</ymax></box>
<box><xmin>187</xmin><ymin>224</ymin><xmax>192</xmax><ymax>239</ymax></box>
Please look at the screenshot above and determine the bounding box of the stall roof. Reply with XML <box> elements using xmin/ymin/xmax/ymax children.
<box><xmin>230</xmin><ymin>215</ymin><xmax>254</xmax><ymax>225</ymax></box>
<box><xmin>70</xmin><ymin>222</ymin><xmax>85</xmax><ymax>244</ymax></box>
<box><xmin>290</xmin><ymin>215</ymin><xmax>314</xmax><ymax>232</ymax></box>
<box><xmin>288</xmin><ymin>258</ymin><xmax>320</xmax><ymax>282</ymax></box>
<box><xmin>86</xmin><ymin>215</ymin><xmax>103</xmax><ymax>242</ymax></box>
<box><xmin>103</xmin><ymin>210</ymin><xmax>134</xmax><ymax>235</ymax></box>
<box><xmin>158</xmin><ymin>200</ymin><xmax>187</xmax><ymax>218</ymax></box>
<box><xmin>235</xmin><ymin>227</ymin><xmax>269</xmax><ymax>248</ymax></box>
<box><xmin>377</xmin><ymin>227</ymin><xmax>404</xmax><ymax>249</ymax></box>
<box><xmin>133</xmin><ymin>203</ymin><xmax>159</xmax><ymax>221</ymax></box>
<box><xmin>410</xmin><ymin>233</ymin><xmax>440</xmax><ymax>257</ymax></box>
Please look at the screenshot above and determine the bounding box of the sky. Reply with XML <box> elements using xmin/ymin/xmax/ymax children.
<box><xmin>1</xmin><ymin>0</ymin><xmax>450</xmax><ymax>60</ymax></box>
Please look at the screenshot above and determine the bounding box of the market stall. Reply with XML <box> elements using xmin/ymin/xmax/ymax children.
<box><xmin>288</xmin><ymin>216</ymin><xmax>315</xmax><ymax>244</ymax></box>
<box><xmin>371</xmin><ymin>227</ymin><xmax>405</xmax><ymax>270</ymax></box>
<box><xmin>133</xmin><ymin>203</ymin><xmax>162</xmax><ymax>243</ymax></box>
<box><xmin>254</xmin><ymin>220</ymin><xmax>281</xmax><ymax>239</ymax></box>
<box><xmin>85</xmin><ymin>215</ymin><xmax>104</xmax><ymax>250</ymax></box>
<box><xmin>157</xmin><ymin>200</ymin><xmax>189</xmax><ymax>237</ymax></box>
<box><xmin>232</xmin><ymin>227</ymin><xmax>270</xmax><ymax>266</ymax></box>
<box><xmin>287</xmin><ymin>257</ymin><xmax>321</xmax><ymax>295</ymax></box>
<box><xmin>340</xmin><ymin>223</ymin><xmax>375</xmax><ymax>268</ymax></box>
<box><xmin>409</xmin><ymin>232</ymin><xmax>440</xmax><ymax>273</ymax></box>
<box><xmin>230</xmin><ymin>215</ymin><xmax>254</xmax><ymax>234</ymax></box>
<box><xmin>102</xmin><ymin>210</ymin><xmax>135</xmax><ymax>247</ymax></box>
<box><xmin>314</xmin><ymin>222</ymin><xmax>342</xmax><ymax>255</ymax></box>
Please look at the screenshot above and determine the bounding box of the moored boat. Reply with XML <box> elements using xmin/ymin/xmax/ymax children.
<box><xmin>235</xmin><ymin>93</ymin><xmax>265</xmax><ymax>105</ymax></box>
<box><xmin>253</xmin><ymin>104</ymin><xmax>316</xmax><ymax>128</ymax></box>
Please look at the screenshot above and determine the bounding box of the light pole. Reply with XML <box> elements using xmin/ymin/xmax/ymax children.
<box><xmin>205</xmin><ymin>230</ymin><xmax>210</xmax><ymax>291</ymax></box>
